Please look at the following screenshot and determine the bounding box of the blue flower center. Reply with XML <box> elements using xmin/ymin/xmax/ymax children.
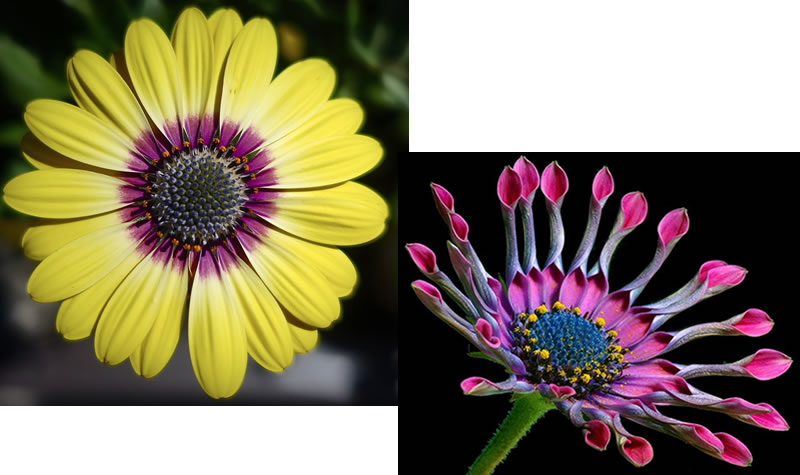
<box><xmin>510</xmin><ymin>302</ymin><xmax>627</xmax><ymax>397</ymax></box>
<box><xmin>148</xmin><ymin>146</ymin><xmax>248</xmax><ymax>245</ymax></box>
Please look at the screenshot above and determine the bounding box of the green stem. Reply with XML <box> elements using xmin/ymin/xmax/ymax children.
<box><xmin>467</xmin><ymin>392</ymin><xmax>555</xmax><ymax>475</ymax></box>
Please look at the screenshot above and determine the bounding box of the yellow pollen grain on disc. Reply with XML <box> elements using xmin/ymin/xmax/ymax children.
<box><xmin>581</xmin><ymin>374</ymin><xmax>591</xmax><ymax>384</ymax></box>
<box><xmin>532</xmin><ymin>349</ymin><xmax>541</xmax><ymax>356</ymax></box>
<box><xmin>519</xmin><ymin>312</ymin><xmax>528</xmax><ymax>321</ymax></box>
<box><xmin>522</xmin><ymin>328</ymin><xmax>531</xmax><ymax>337</ymax></box>
<box><xmin>539</xmin><ymin>349</ymin><xmax>550</xmax><ymax>360</ymax></box>
<box><xmin>513</xmin><ymin>326</ymin><xmax>521</xmax><ymax>333</ymax></box>
<box><xmin>528</xmin><ymin>314</ymin><xmax>538</xmax><ymax>323</ymax></box>
<box><xmin>552</xmin><ymin>301</ymin><xmax>566</xmax><ymax>311</ymax></box>
<box><xmin>608</xmin><ymin>330</ymin><xmax>618</xmax><ymax>338</ymax></box>
<box><xmin>573</xmin><ymin>307</ymin><xmax>581</xmax><ymax>315</ymax></box>
<box><xmin>523</xmin><ymin>345</ymin><xmax>531</xmax><ymax>353</ymax></box>
<box><xmin>573</xmin><ymin>367</ymin><xmax>581</xmax><ymax>375</ymax></box>
<box><xmin>595</xmin><ymin>317</ymin><xmax>606</xmax><ymax>328</ymax></box>
<box><xmin>534</xmin><ymin>305</ymin><xmax>547</xmax><ymax>315</ymax></box>
<box><xmin>545</xmin><ymin>365</ymin><xmax>553</xmax><ymax>372</ymax></box>
<box><xmin>528</xmin><ymin>338</ymin><xmax>537</xmax><ymax>344</ymax></box>
<box><xmin>610</xmin><ymin>344</ymin><xmax>622</xmax><ymax>353</ymax></box>
<box><xmin>558</xmin><ymin>369</ymin><xmax>566</xmax><ymax>377</ymax></box>
<box><xmin>568</xmin><ymin>376</ymin><xmax>577</xmax><ymax>384</ymax></box>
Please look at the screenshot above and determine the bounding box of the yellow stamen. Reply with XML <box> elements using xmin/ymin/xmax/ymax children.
<box><xmin>527</xmin><ymin>314</ymin><xmax>538</xmax><ymax>323</ymax></box>
<box><xmin>539</xmin><ymin>349</ymin><xmax>550</xmax><ymax>360</ymax></box>
<box><xmin>522</xmin><ymin>328</ymin><xmax>531</xmax><ymax>337</ymax></box>
<box><xmin>581</xmin><ymin>374</ymin><xmax>591</xmax><ymax>384</ymax></box>
<box><xmin>595</xmin><ymin>317</ymin><xmax>606</xmax><ymax>328</ymax></box>
<box><xmin>552</xmin><ymin>301</ymin><xmax>566</xmax><ymax>311</ymax></box>
<box><xmin>523</xmin><ymin>345</ymin><xmax>531</xmax><ymax>353</ymax></box>
<box><xmin>607</xmin><ymin>330</ymin><xmax>618</xmax><ymax>338</ymax></box>
<box><xmin>534</xmin><ymin>304</ymin><xmax>548</xmax><ymax>315</ymax></box>
<box><xmin>573</xmin><ymin>307</ymin><xmax>581</xmax><ymax>315</ymax></box>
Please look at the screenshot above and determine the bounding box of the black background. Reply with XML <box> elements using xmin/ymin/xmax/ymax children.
<box><xmin>401</xmin><ymin>155</ymin><xmax>795</xmax><ymax>473</ymax></box>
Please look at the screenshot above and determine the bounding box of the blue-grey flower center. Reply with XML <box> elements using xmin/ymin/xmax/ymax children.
<box><xmin>510</xmin><ymin>302</ymin><xmax>628</xmax><ymax>397</ymax></box>
<box><xmin>148</xmin><ymin>147</ymin><xmax>248</xmax><ymax>245</ymax></box>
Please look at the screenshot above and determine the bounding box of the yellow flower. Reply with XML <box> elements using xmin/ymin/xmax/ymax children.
<box><xmin>3</xmin><ymin>7</ymin><xmax>388</xmax><ymax>399</ymax></box>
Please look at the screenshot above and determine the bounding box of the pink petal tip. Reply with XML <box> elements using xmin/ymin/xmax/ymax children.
<box><xmin>406</xmin><ymin>243</ymin><xmax>437</xmax><ymax>274</ymax></box>
<box><xmin>541</xmin><ymin>161</ymin><xmax>568</xmax><ymax>203</ymax></box>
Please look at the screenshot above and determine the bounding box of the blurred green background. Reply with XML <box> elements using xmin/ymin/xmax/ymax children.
<box><xmin>0</xmin><ymin>0</ymin><xmax>402</xmax><ymax>404</ymax></box>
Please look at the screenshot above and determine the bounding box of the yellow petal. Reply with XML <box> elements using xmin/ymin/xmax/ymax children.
<box><xmin>289</xmin><ymin>323</ymin><xmax>318</xmax><ymax>354</ymax></box>
<box><xmin>171</xmin><ymin>8</ymin><xmax>213</xmax><ymax>127</ymax></box>
<box><xmin>255</xmin><ymin>58</ymin><xmax>335</xmax><ymax>144</ymax></box>
<box><xmin>224</xmin><ymin>250</ymin><xmax>292</xmax><ymax>372</ymax></box>
<box><xmin>304</xmin><ymin>244</ymin><xmax>358</xmax><ymax>298</ymax></box>
<box><xmin>219</xmin><ymin>18</ymin><xmax>277</xmax><ymax>136</ymax></box>
<box><xmin>188</xmin><ymin>252</ymin><xmax>247</xmax><ymax>399</ymax></box>
<box><xmin>27</xmin><ymin>221</ymin><xmax>145</xmax><ymax>303</ymax></box>
<box><xmin>4</xmin><ymin>168</ymin><xmax>128</xmax><ymax>219</ymax></box>
<box><xmin>268</xmin><ymin>135</ymin><xmax>382</xmax><ymax>188</ymax></box>
<box><xmin>206</xmin><ymin>8</ymin><xmax>243</xmax><ymax>116</ymax></box>
<box><xmin>125</xmin><ymin>19</ymin><xmax>183</xmax><ymax>145</ymax></box>
<box><xmin>67</xmin><ymin>50</ymin><xmax>153</xmax><ymax>149</ymax></box>
<box><xmin>243</xmin><ymin>229</ymin><xmax>340</xmax><ymax>328</ymax></box>
<box><xmin>56</xmin><ymin>249</ymin><xmax>148</xmax><ymax>340</ymax></box>
<box><xmin>265</xmin><ymin>181</ymin><xmax>388</xmax><ymax>246</ymax></box>
<box><xmin>95</xmin><ymin>245</ymin><xmax>173</xmax><ymax>365</ymax></box>
<box><xmin>21</xmin><ymin>133</ymin><xmax>113</xmax><ymax>173</ymax></box>
<box><xmin>22</xmin><ymin>211</ymin><xmax>122</xmax><ymax>261</ymax></box>
<box><xmin>24</xmin><ymin>99</ymin><xmax>144</xmax><ymax>172</ymax></box>
<box><xmin>130</xmin><ymin>249</ymin><xmax>189</xmax><ymax>378</ymax></box>
<box><xmin>268</xmin><ymin>98</ymin><xmax>364</xmax><ymax>157</ymax></box>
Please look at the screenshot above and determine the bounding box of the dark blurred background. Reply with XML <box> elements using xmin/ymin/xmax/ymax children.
<box><xmin>0</xmin><ymin>0</ymin><xmax>403</xmax><ymax>404</ymax></box>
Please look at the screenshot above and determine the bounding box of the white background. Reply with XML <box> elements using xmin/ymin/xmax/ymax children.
<box><xmin>410</xmin><ymin>0</ymin><xmax>800</xmax><ymax>152</ymax></box>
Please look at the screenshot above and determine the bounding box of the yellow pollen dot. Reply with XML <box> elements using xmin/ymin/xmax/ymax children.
<box><xmin>581</xmin><ymin>374</ymin><xmax>591</xmax><ymax>384</ymax></box>
<box><xmin>585</xmin><ymin>362</ymin><xmax>593</xmax><ymax>370</ymax></box>
<box><xmin>546</xmin><ymin>365</ymin><xmax>553</xmax><ymax>372</ymax></box>
<box><xmin>528</xmin><ymin>314</ymin><xmax>538</xmax><ymax>323</ymax></box>
<box><xmin>568</xmin><ymin>376</ymin><xmax>578</xmax><ymax>384</ymax></box>
<box><xmin>234</xmin><ymin>157</ymin><xmax>242</xmax><ymax>164</ymax></box>
<box><xmin>610</xmin><ymin>345</ymin><xmax>622</xmax><ymax>353</ymax></box>
<box><xmin>161</xmin><ymin>150</ymin><xmax>169</xmax><ymax>158</ymax></box>
<box><xmin>535</xmin><ymin>305</ymin><xmax>548</xmax><ymax>315</ymax></box>
<box><xmin>242</xmin><ymin>164</ymin><xmax>250</xmax><ymax>172</ymax></box>
<box><xmin>212</xmin><ymin>137</ymin><xmax>220</xmax><ymax>144</ymax></box>
<box><xmin>219</xmin><ymin>145</ymin><xmax>227</xmax><ymax>152</ymax></box>
<box><xmin>552</xmin><ymin>301</ymin><xmax>566</xmax><ymax>311</ymax></box>
<box><xmin>519</xmin><ymin>313</ymin><xmax>528</xmax><ymax>321</ymax></box>
<box><xmin>539</xmin><ymin>349</ymin><xmax>550</xmax><ymax>360</ymax></box>
<box><xmin>192</xmin><ymin>244</ymin><xmax>202</xmax><ymax>252</ymax></box>
<box><xmin>171</xmin><ymin>238</ymin><xmax>179</xmax><ymax>246</ymax></box>
<box><xmin>197</xmin><ymin>138</ymin><xmax>204</xmax><ymax>145</ymax></box>
<box><xmin>595</xmin><ymin>317</ymin><xmax>606</xmax><ymax>328</ymax></box>
<box><xmin>145</xmin><ymin>212</ymin><xmax>152</xmax><ymax>220</ymax></box>
<box><xmin>142</xmin><ymin>200</ymin><xmax>148</xmax><ymax>208</ymax></box>
<box><xmin>242</xmin><ymin>156</ymin><xmax>248</xmax><ymax>163</ymax></box>
<box><xmin>573</xmin><ymin>307</ymin><xmax>581</xmax><ymax>315</ymax></box>
<box><xmin>523</xmin><ymin>345</ymin><xmax>531</xmax><ymax>353</ymax></box>
<box><xmin>156</xmin><ymin>231</ymin><xmax>164</xmax><ymax>238</ymax></box>
<box><xmin>558</xmin><ymin>369</ymin><xmax>566</xmax><ymax>377</ymax></box>
<box><xmin>573</xmin><ymin>368</ymin><xmax>581</xmax><ymax>375</ymax></box>
<box><xmin>522</xmin><ymin>328</ymin><xmax>531</xmax><ymax>337</ymax></box>
<box><xmin>182</xmin><ymin>141</ymin><xmax>190</xmax><ymax>148</ymax></box>
<box><xmin>171</xmin><ymin>145</ymin><xmax>179</xmax><ymax>152</ymax></box>
<box><xmin>532</xmin><ymin>349</ymin><xmax>541</xmax><ymax>356</ymax></box>
<box><xmin>182</xmin><ymin>243</ymin><xmax>191</xmax><ymax>251</ymax></box>
<box><xmin>230</xmin><ymin>146</ymin><xmax>236</xmax><ymax>152</ymax></box>
<box><xmin>513</xmin><ymin>327</ymin><xmax>521</xmax><ymax>333</ymax></box>
<box><xmin>608</xmin><ymin>330</ymin><xmax>618</xmax><ymax>338</ymax></box>
<box><xmin>528</xmin><ymin>338</ymin><xmax>537</xmax><ymax>344</ymax></box>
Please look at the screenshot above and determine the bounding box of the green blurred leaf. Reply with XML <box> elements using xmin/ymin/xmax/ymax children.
<box><xmin>381</xmin><ymin>72</ymin><xmax>408</xmax><ymax>109</ymax></box>
<box><xmin>0</xmin><ymin>122</ymin><xmax>26</xmax><ymax>147</ymax></box>
<box><xmin>0</xmin><ymin>35</ymin><xmax>70</xmax><ymax>105</ymax></box>
<box><xmin>61</xmin><ymin>0</ymin><xmax>94</xmax><ymax>18</ymax></box>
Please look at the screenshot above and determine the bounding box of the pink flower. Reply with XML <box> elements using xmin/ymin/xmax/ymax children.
<box><xmin>407</xmin><ymin>158</ymin><xmax>790</xmax><ymax>467</ymax></box>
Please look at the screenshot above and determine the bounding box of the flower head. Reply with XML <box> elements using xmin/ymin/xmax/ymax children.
<box><xmin>3</xmin><ymin>7</ymin><xmax>388</xmax><ymax>398</ymax></box>
<box><xmin>407</xmin><ymin>157</ymin><xmax>790</xmax><ymax>467</ymax></box>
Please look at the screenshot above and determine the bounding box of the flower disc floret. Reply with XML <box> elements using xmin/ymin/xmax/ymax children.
<box><xmin>147</xmin><ymin>144</ymin><xmax>248</xmax><ymax>246</ymax></box>
<box><xmin>511</xmin><ymin>302</ymin><xmax>626</xmax><ymax>396</ymax></box>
